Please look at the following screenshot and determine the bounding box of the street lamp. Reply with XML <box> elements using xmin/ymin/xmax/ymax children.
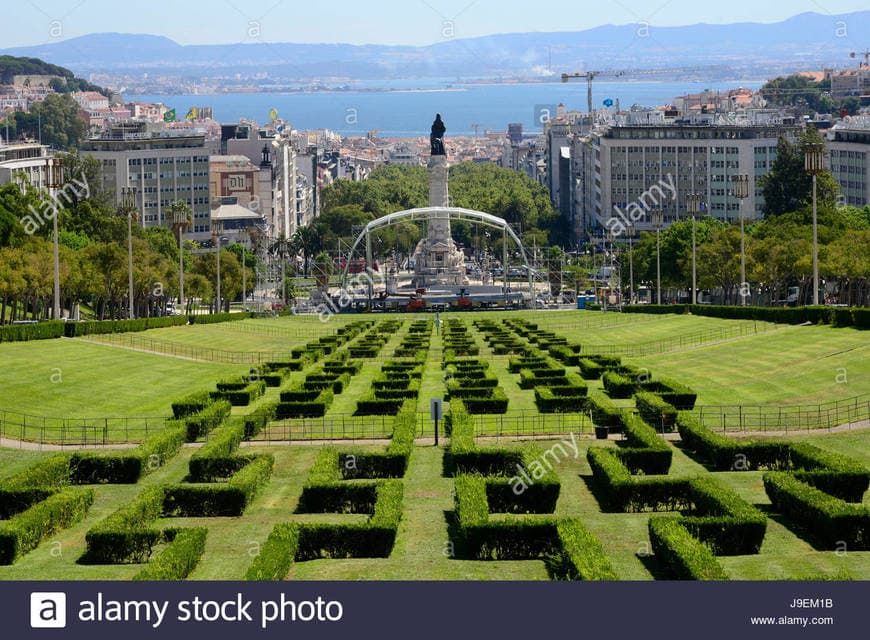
<box><xmin>805</xmin><ymin>143</ymin><xmax>825</xmax><ymax>306</ymax></box>
<box><xmin>686</xmin><ymin>194</ymin><xmax>702</xmax><ymax>305</ymax></box>
<box><xmin>171</xmin><ymin>205</ymin><xmax>189</xmax><ymax>314</ymax></box>
<box><xmin>211</xmin><ymin>218</ymin><xmax>224</xmax><ymax>313</ymax></box>
<box><xmin>45</xmin><ymin>157</ymin><xmax>64</xmax><ymax>320</ymax></box>
<box><xmin>239</xmin><ymin>228</ymin><xmax>248</xmax><ymax>311</ymax></box>
<box><xmin>651</xmin><ymin>209</ymin><xmax>663</xmax><ymax>304</ymax></box>
<box><xmin>120</xmin><ymin>186</ymin><xmax>137</xmax><ymax>319</ymax></box>
<box><xmin>626</xmin><ymin>221</ymin><xmax>635</xmax><ymax>305</ymax></box>
<box><xmin>732</xmin><ymin>175</ymin><xmax>751</xmax><ymax>306</ymax></box>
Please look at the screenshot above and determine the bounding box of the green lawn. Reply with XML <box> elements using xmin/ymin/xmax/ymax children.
<box><xmin>627</xmin><ymin>324</ymin><xmax>870</xmax><ymax>406</ymax></box>
<box><xmin>0</xmin><ymin>339</ymin><xmax>245</xmax><ymax>418</ymax></box>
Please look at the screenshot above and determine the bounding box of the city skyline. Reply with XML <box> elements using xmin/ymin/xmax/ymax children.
<box><xmin>1</xmin><ymin>1</ymin><xmax>867</xmax><ymax>48</ymax></box>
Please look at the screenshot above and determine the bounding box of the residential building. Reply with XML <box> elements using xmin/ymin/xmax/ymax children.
<box><xmin>81</xmin><ymin>123</ymin><xmax>212</xmax><ymax>239</ymax></box>
<box><xmin>828</xmin><ymin>116</ymin><xmax>870</xmax><ymax>206</ymax></box>
<box><xmin>0</xmin><ymin>142</ymin><xmax>52</xmax><ymax>190</ymax></box>
<box><xmin>565</xmin><ymin>117</ymin><xmax>800</xmax><ymax>242</ymax></box>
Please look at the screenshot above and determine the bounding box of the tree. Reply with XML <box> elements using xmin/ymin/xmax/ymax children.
<box><xmin>758</xmin><ymin>127</ymin><xmax>839</xmax><ymax>217</ymax></box>
<box><xmin>13</xmin><ymin>93</ymin><xmax>88</xmax><ymax>149</ymax></box>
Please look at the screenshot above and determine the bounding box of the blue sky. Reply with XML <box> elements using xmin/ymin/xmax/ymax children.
<box><xmin>1</xmin><ymin>0</ymin><xmax>866</xmax><ymax>47</ymax></box>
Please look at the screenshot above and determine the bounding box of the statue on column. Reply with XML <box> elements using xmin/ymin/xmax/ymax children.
<box><xmin>430</xmin><ymin>114</ymin><xmax>446</xmax><ymax>156</ymax></box>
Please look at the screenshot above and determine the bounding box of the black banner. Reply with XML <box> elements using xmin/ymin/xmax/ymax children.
<box><xmin>8</xmin><ymin>581</ymin><xmax>866</xmax><ymax>639</ymax></box>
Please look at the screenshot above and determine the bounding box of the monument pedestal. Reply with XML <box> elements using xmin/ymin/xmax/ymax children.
<box><xmin>412</xmin><ymin>155</ymin><xmax>468</xmax><ymax>289</ymax></box>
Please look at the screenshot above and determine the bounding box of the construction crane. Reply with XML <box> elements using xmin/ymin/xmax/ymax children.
<box><xmin>470</xmin><ymin>123</ymin><xmax>481</xmax><ymax>138</ymax></box>
<box><xmin>561</xmin><ymin>67</ymin><xmax>720</xmax><ymax>115</ymax></box>
<box><xmin>851</xmin><ymin>50</ymin><xmax>870</xmax><ymax>66</ymax></box>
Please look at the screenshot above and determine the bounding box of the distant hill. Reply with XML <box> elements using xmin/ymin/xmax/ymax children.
<box><xmin>0</xmin><ymin>55</ymin><xmax>109</xmax><ymax>95</ymax></box>
<box><xmin>2</xmin><ymin>11</ymin><xmax>870</xmax><ymax>80</ymax></box>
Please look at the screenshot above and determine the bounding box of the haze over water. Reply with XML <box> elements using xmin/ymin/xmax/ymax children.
<box><xmin>127</xmin><ymin>80</ymin><xmax>764</xmax><ymax>136</ymax></box>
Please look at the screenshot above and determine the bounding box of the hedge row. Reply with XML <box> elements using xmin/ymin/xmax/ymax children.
<box><xmin>648</xmin><ymin>517</ymin><xmax>728</xmax><ymax>580</ymax></box>
<box><xmin>85</xmin><ymin>485</ymin><xmax>166</xmax><ymax>563</ymax></box>
<box><xmin>276</xmin><ymin>388</ymin><xmax>333</xmax><ymax>418</ymax></box>
<box><xmin>184</xmin><ymin>399</ymin><xmax>233</xmax><ymax>441</ymax></box>
<box><xmin>623</xmin><ymin>304</ymin><xmax>869</xmax><ymax>329</ymax></box>
<box><xmin>764</xmin><ymin>472</ymin><xmax>870</xmax><ymax>550</ymax></box>
<box><xmin>635</xmin><ymin>391</ymin><xmax>678</xmax><ymax>431</ymax></box>
<box><xmin>65</xmin><ymin>315</ymin><xmax>188</xmax><ymax>337</ymax></box>
<box><xmin>642</xmin><ymin>379</ymin><xmax>697</xmax><ymax>409</ymax></box>
<box><xmin>69</xmin><ymin>421</ymin><xmax>187</xmax><ymax>484</ymax></box>
<box><xmin>163</xmin><ymin>455</ymin><xmax>274</xmax><ymax>517</ymax></box>
<box><xmin>188</xmin><ymin>419</ymin><xmax>247</xmax><ymax>482</ymax></box>
<box><xmin>0</xmin><ymin>321</ymin><xmax>65</xmax><ymax>343</ymax></box>
<box><xmin>602</xmin><ymin>371</ymin><xmax>635</xmax><ymax>398</ymax></box>
<box><xmin>210</xmin><ymin>380</ymin><xmax>266</xmax><ymax>406</ymax></box>
<box><xmin>132</xmin><ymin>527</ymin><xmax>208</xmax><ymax>580</ymax></box>
<box><xmin>616</xmin><ymin>412</ymin><xmax>672</xmax><ymax>475</ymax></box>
<box><xmin>0</xmin><ymin>488</ymin><xmax>94</xmax><ymax>564</ymax></box>
<box><xmin>677</xmin><ymin>413</ymin><xmax>869</xmax><ymax>501</ymax></box>
<box><xmin>534</xmin><ymin>385</ymin><xmax>588</xmax><ymax>413</ymax></box>
<box><xmin>587</xmin><ymin>393</ymin><xmax>624</xmax><ymax>429</ymax></box>
<box><xmin>243</xmin><ymin>523</ymin><xmax>300</xmax><ymax>580</ymax></box>
<box><xmin>188</xmin><ymin>312</ymin><xmax>252</xmax><ymax>325</ymax></box>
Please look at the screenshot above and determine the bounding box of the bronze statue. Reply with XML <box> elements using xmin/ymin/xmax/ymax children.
<box><xmin>430</xmin><ymin>113</ymin><xmax>446</xmax><ymax>156</ymax></box>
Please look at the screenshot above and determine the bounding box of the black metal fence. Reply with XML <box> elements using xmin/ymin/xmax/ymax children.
<box><xmin>0</xmin><ymin>410</ymin><xmax>167</xmax><ymax>447</ymax></box>
<box><xmin>579</xmin><ymin>323</ymin><xmax>777</xmax><ymax>358</ymax></box>
<box><xmin>695</xmin><ymin>394</ymin><xmax>870</xmax><ymax>432</ymax></box>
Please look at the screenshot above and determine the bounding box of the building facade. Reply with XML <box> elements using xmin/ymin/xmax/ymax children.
<box><xmin>828</xmin><ymin>117</ymin><xmax>870</xmax><ymax>207</ymax></box>
<box><xmin>0</xmin><ymin>142</ymin><xmax>52</xmax><ymax>190</ymax></box>
<box><xmin>82</xmin><ymin>124</ymin><xmax>212</xmax><ymax>238</ymax></box>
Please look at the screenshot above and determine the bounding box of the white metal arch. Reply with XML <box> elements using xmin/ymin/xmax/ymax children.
<box><xmin>340</xmin><ymin>206</ymin><xmax>534</xmax><ymax>295</ymax></box>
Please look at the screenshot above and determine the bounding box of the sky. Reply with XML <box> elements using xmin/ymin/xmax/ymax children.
<box><xmin>0</xmin><ymin>0</ymin><xmax>867</xmax><ymax>48</ymax></box>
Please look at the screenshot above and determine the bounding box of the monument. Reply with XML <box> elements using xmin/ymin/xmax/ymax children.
<box><xmin>412</xmin><ymin>114</ymin><xmax>469</xmax><ymax>288</ymax></box>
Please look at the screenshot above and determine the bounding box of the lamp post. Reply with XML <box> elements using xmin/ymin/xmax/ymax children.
<box><xmin>212</xmin><ymin>218</ymin><xmax>224</xmax><ymax>314</ymax></box>
<box><xmin>239</xmin><ymin>228</ymin><xmax>248</xmax><ymax>311</ymax></box>
<box><xmin>732</xmin><ymin>175</ymin><xmax>750</xmax><ymax>306</ymax></box>
<box><xmin>651</xmin><ymin>210</ymin><xmax>663</xmax><ymax>304</ymax></box>
<box><xmin>120</xmin><ymin>186</ymin><xmax>137</xmax><ymax>319</ymax></box>
<box><xmin>46</xmin><ymin>157</ymin><xmax>64</xmax><ymax>320</ymax></box>
<box><xmin>626</xmin><ymin>222</ymin><xmax>635</xmax><ymax>305</ymax></box>
<box><xmin>171</xmin><ymin>205</ymin><xmax>189</xmax><ymax>314</ymax></box>
<box><xmin>805</xmin><ymin>143</ymin><xmax>825</xmax><ymax>306</ymax></box>
<box><xmin>686</xmin><ymin>194</ymin><xmax>702</xmax><ymax>305</ymax></box>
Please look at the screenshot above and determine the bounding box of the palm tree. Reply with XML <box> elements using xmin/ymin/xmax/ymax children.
<box><xmin>291</xmin><ymin>225</ymin><xmax>322</xmax><ymax>277</ymax></box>
<box><xmin>167</xmin><ymin>200</ymin><xmax>192</xmax><ymax>313</ymax></box>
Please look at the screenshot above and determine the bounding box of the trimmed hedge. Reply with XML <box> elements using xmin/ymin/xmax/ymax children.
<box><xmin>0</xmin><ymin>321</ymin><xmax>65</xmax><ymax>343</ymax></box>
<box><xmin>132</xmin><ymin>527</ymin><xmax>207</xmax><ymax>580</ymax></box>
<box><xmin>534</xmin><ymin>386</ymin><xmax>588</xmax><ymax>413</ymax></box>
<box><xmin>276</xmin><ymin>388</ymin><xmax>333</xmax><ymax>418</ymax></box>
<box><xmin>188</xmin><ymin>419</ymin><xmax>247</xmax><ymax>482</ymax></box>
<box><xmin>163</xmin><ymin>455</ymin><xmax>274</xmax><ymax>517</ymax></box>
<box><xmin>0</xmin><ymin>488</ymin><xmax>94</xmax><ymax>564</ymax></box>
<box><xmin>244</xmin><ymin>523</ymin><xmax>300</xmax><ymax>580</ymax></box>
<box><xmin>69</xmin><ymin>421</ymin><xmax>187</xmax><ymax>484</ymax></box>
<box><xmin>63</xmin><ymin>315</ymin><xmax>188</xmax><ymax>337</ymax></box>
<box><xmin>642</xmin><ymin>379</ymin><xmax>697</xmax><ymax>409</ymax></box>
<box><xmin>461</xmin><ymin>388</ymin><xmax>509</xmax><ymax>414</ymax></box>
<box><xmin>171</xmin><ymin>390</ymin><xmax>212</xmax><ymax>419</ymax></box>
<box><xmin>552</xmin><ymin>518</ymin><xmax>618</xmax><ymax>580</ymax></box>
<box><xmin>85</xmin><ymin>485</ymin><xmax>165</xmax><ymax>563</ymax></box>
<box><xmin>578</xmin><ymin>358</ymin><xmax>605</xmax><ymax>379</ymax></box>
<box><xmin>764</xmin><ymin>472</ymin><xmax>870</xmax><ymax>549</ymax></box>
<box><xmin>616</xmin><ymin>412</ymin><xmax>673</xmax><ymax>475</ymax></box>
<box><xmin>587</xmin><ymin>393</ymin><xmax>623</xmax><ymax>429</ymax></box>
<box><xmin>635</xmin><ymin>391</ymin><xmax>678</xmax><ymax>430</ymax></box>
<box><xmin>648</xmin><ymin>517</ymin><xmax>728</xmax><ymax>580</ymax></box>
<box><xmin>211</xmin><ymin>380</ymin><xmax>267</xmax><ymax>406</ymax></box>
<box><xmin>355</xmin><ymin>393</ymin><xmax>406</xmax><ymax>416</ymax></box>
<box><xmin>188</xmin><ymin>312</ymin><xmax>252</xmax><ymax>324</ymax></box>
<box><xmin>184</xmin><ymin>399</ymin><xmax>232</xmax><ymax>441</ymax></box>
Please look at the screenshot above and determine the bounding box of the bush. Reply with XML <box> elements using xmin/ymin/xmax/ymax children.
<box><xmin>648</xmin><ymin>517</ymin><xmax>728</xmax><ymax>580</ymax></box>
<box><xmin>188</xmin><ymin>312</ymin><xmax>251</xmax><ymax>324</ymax></box>
<box><xmin>244</xmin><ymin>523</ymin><xmax>300</xmax><ymax>580</ymax></box>
<box><xmin>0</xmin><ymin>320</ymin><xmax>65</xmax><ymax>343</ymax></box>
<box><xmin>163</xmin><ymin>455</ymin><xmax>274</xmax><ymax>517</ymax></box>
<box><xmin>171</xmin><ymin>390</ymin><xmax>212</xmax><ymax>419</ymax></box>
<box><xmin>275</xmin><ymin>389</ymin><xmax>333</xmax><ymax>418</ymax></box>
<box><xmin>764</xmin><ymin>472</ymin><xmax>870</xmax><ymax>549</ymax></box>
<box><xmin>461</xmin><ymin>389</ymin><xmax>509</xmax><ymax>414</ymax></box>
<box><xmin>69</xmin><ymin>422</ymin><xmax>186</xmax><ymax>484</ymax></box>
<box><xmin>617</xmin><ymin>412</ymin><xmax>673</xmax><ymax>475</ymax></box>
<box><xmin>242</xmin><ymin>402</ymin><xmax>277</xmax><ymax>439</ymax></box>
<box><xmin>635</xmin><ymin>392</ymin><xmax>678</xmax><ymax>430</ymax></box>
<box><xmin>578</xmin><ymin>358</ymin><xmax>605</xmax><ymax>379</ymax></box>
<box><xmin>552</xmin><ymin>518</ymin><xmax>618</xmax><ymax>580</ymax></box>
<box><xmin>0</xmin><ymin>488</ymin><xmax>94</xmax><ymax>564</ymax></box>
<box><xmin>63</xmin><ymin>316</ymin><xmax>188</xmax><ymax>337</ymax></box>
<box><xmin>1</xmin><ymin>453</ymin><xmax>71</xmax><ymax>489</ymax></box>
<box><xmin>642</xmin><ymin>378</ymin><xmax>697</xmax><ymax>409</ymax></box>
<box><xmin>587</xmin><ymin>393</ymin><xmax>623</xmax><ymax>429</ymax></box>
<box><xmin>602</xmin><ymin>371</ymin><xmax>635</xmax><ymax>398</ymax></box>
<box><xmin>355</xmin><ymin>393</ymin><xmax>406</xmax><ymax>416</ymax></box>
<box><xmin>211</xmin><ymin>381</ymin><xmax>267</xmax><ymax>406</ymax></box>
<box><xmin>84</xmin><ymin>486</ymin><xmax>165</xmax><ymax>563</ymax></box>
<box><xmin>189</xmin><ymin>419</ymin><xmax>246</xmax><ymax>482</ymax></box>
<box><xmin>132</xmin><ymin>527</ymin><xmax>207</xmax><ymax>580</ymax></box>
<box><xmin>684</xmin><ymin>477</ymin><xmax>767</xmax><ymax>555</ymax></box>
<box><xmin>534</xmin><ymin>386</ymin><xmax>588</xmax><ymax>413</ymax></box>
<box><xmin>184</xmin><ymin>399</ymin><xmax>232</xmax><ymax>441</ymax></box>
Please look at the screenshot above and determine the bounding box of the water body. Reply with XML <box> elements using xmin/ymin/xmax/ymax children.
<box><xmin>127</xmin><ymin>80</ymin><xmax>764</xmax><ymax>137</ymax></box>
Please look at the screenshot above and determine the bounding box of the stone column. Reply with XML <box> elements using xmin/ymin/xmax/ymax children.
<box><xmin>428</xmin><ymin>155</ymin><xmax>450</xmax><ymax>241</ymax></box>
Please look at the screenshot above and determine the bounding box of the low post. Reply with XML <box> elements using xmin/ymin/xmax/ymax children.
<box><xmin>430</xmin><ymin>398</ymin><xmax>443</xmax><ymax>446</ymax></box>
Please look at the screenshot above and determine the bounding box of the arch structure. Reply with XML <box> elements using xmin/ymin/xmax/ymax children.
<box><xmin>340</xmin><ymin>206</ymin><xmax>536</xmax><ymax>300</ymax></box>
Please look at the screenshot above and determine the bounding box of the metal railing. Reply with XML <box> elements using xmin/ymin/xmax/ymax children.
<box><xmin>578</xmin><ymin>322</ymin><xmax>777</xmax><ymax>357</ymax></box>
<box><xmin>79</xmin><ymin>333</ymin><xmax>293</xmax><ymax>364</ymax></box>
<box><xmin>695</xmin><ymin>394</ymin><xmax>870</xmax><ymax>432</ymax></box>
<box><xmin>0</xmin><ymin>410</ymin><xmax>168</xmax><ymax>447</ymax></box>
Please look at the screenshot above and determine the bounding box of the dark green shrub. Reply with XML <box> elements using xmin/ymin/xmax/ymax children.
<box><xmin>84</xmin><ymin>486</ymin><xmax>165</xmax><ymax>563</ymax></box>
<box><xmin>244</xmin><ymin>523</ymin><xmax>300</xmax><ymax>580</ymax></box>
<box><xmin>132</xmin><ymin>527</ymin><xmax>207</xmax><ymax>580</ymax></box>
<box><xmin>635</xmin><ymin>391</ymin><xmax>678</xmax><ymax>430</ymax></box>
<box><xmin>648</xmin><ymin>517</ymin><xmax>728</xmax><ymax>580</ymax></box>
<box><xmin>0</xmin><ymin>321</ymin><xmax>65</xmax><ymax>343</ymax></box>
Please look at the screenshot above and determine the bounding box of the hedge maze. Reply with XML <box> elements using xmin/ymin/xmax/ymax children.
<box><xmin>1</xmin><ymin>312</ymin><xmax>867</xmax><ymax>581</ymax></box>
